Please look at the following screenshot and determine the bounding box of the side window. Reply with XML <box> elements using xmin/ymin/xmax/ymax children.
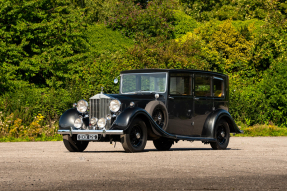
<box><xmin>213</xmin><ymin>77</ymin><xmax>224</xmax><ymax>97</ymax></box>
<box><xmin>194</xmin><ymin>75</ymin><xmax>211</xmax><ymax>97</ymax></box>
<box><xmin>169</xmin><ymin>73</ymin><xmax>192</xmax><ymax>95</ymax></box>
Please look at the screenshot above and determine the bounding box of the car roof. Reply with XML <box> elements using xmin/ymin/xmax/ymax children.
<box><xmin>120</xmin><ymin>69</ymin><xmax>227</xmax><ymax>77</ymax></box>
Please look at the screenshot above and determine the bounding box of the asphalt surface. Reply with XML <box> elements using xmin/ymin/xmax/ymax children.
<box><xmin>0</xmin><ymin>137</ymin><xmax>287</xmax><ymax>190</ymax></box>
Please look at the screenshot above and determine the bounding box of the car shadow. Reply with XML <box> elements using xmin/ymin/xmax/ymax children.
<box><xmin>81</xmin><ymin>147</ymin><xmax>239</xmax><ymax>153</ymax></box>
<box><xmin>144</xmin><ymin>148</ymin><xmax>238</xmax><ymax>152</ymax></box>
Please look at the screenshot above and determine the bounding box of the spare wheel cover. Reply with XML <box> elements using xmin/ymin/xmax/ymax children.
<box><xmin>145</xmin><ymin>101</ymin><xmax>168</xmax><ymax>131</ymax></box>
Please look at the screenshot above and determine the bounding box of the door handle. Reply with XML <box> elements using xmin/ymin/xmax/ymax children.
<box><xmin>168</xmin><ymin>96</ymin><xmax>174</xmax><ymax>99</ymax></box>
<box><xmin>194</xmin><ymin>97</ymin><xmax>199</xmax><ymax>101</ymax></box>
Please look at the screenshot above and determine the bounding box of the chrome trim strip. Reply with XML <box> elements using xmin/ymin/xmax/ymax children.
<box><xmin>58</xmin><ymin>129</ymin><xmax>124</xmax><ymax>135</ymax></box>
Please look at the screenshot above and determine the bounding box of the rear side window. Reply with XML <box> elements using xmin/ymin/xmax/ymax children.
<box><xmin>169</xmin><ymin>73</ymin><xmax>192</xmax><ymax>95</ymax></box>
<box><xmin>194</xmin><ymin>75</ymin><xmax>211</xmax><ymax>97</ymax></box>
<box><xmin>213</xmin><ymin>77</ymin><xmax>224</xmax><ymax>97</ymax></box>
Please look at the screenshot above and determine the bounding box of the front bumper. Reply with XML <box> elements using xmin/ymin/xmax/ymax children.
<box><xmin>58</xmin><ymin>127</ymin><xmax>124</xmax><ymax>136</ymax></box>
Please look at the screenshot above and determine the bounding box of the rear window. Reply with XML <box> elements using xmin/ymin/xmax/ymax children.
<box><xmin>194</xmin><ymin>76</ymin><xmax>211</xmax><ymax>97</ymax></box>
<box><xmin>213</xmin><ymin>77</ymin><xmax>224</xmax><ymax>97</ymax></box>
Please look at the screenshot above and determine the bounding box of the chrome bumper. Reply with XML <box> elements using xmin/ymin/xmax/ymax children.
<box><xmin>58</xmin><ymin>128</ymin><xmax>124</xmax><ymax>136</ymax></box>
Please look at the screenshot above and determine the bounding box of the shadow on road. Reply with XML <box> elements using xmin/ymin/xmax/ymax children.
<box><xmin>81</xmin><ymin>147</ymin><xmax>240</xmax><ymax>153</ymax></box>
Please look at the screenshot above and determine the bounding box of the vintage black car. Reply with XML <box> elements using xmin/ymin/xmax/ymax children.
<box><xmin>58</xmin><ymin>69</ymin><xmax>242</xmax><ymax>152</ymax></box>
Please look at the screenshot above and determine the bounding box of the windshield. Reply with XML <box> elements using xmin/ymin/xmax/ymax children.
<box><xmin>121</xmin><ymin>72</ymin><xmax>167</xmax><ymax>94</ymax></box>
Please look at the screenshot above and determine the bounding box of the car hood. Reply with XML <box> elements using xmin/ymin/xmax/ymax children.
<box><xmin>89</xmin><ymin>93</ymin><xmax>165</xmax><ymax>110</ymax></box>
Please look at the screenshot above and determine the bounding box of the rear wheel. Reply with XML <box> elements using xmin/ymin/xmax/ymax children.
<box><xmin>121</xmin><ymin>118</ymin><xmax>147</xmax><ymax>153</ymax></box>
<box><xmin>210</xmin><ymin>119</ymin><xmax>230</xmax><ymax>150</ymax></box>
<box><xmin>63</xmin><ymin>135</ymin><xmax>89</xmax><ymax>152</ymax></box>
<box><xmin>153</xmin><ymin>138</ymin><xmax>174</xmax><ymax>151</ymax></box>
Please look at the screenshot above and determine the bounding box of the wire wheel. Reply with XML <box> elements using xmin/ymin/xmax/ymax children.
<box><xmin>145</xmin><ymin>101</ymin><xmax>168</xmax><ymax>131</ymax></box>
<box><xmin>152</xmin><ymin>106</ymin><xmax>165</xmax><ymax>128</ymax></box>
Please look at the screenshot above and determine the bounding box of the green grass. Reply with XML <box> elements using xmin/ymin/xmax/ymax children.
<box><xmin>233</xmin><ymin>124</ymin><xmax>287</xmax><ymax>137</ymax></box>
<box><xmin>0</xmin><ymin>134</ymin><xmax>62</xmax><ymax>142</ymax></box>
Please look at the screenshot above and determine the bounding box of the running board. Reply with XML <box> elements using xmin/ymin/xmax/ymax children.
<box><xmin>172</xmin><ymin>135</ymin><xmax>216</xmax><ymax>142</ymax></box>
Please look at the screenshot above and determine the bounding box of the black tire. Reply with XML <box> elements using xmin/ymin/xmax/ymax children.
<box><xmin>153</xmin><ymin>138</ymin><xmax>174</xmax><ymax>151</ymax></box>
<box><xmin>121</xmin><ymin>118</ymin><xmax>147</xmax><ymax>153</ymax></box>
<box><xmin>145</xmin><ymin>101</ymin><xmax>168</xmax><ymax>131</ymax></box>
<box><xmin>63</xmin><ymin>135</ymin><xmax>89</xmax><ymax>152</ymax></box>
<box><xmin>210</xmin><ymin>119</ymin><xmax>230</xmax><ymax>150</ymax></box>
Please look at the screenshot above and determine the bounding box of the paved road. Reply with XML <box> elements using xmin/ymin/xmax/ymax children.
<box><xmin>0</xmin><ymin>137</ymin><xmax>287</xmax><ymax>190</ymax></box>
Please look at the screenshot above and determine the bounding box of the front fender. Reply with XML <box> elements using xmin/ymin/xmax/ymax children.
<box><xmin>59</xmin><ymin>108</ymin><xmax>86</xmax><ymax>130</ymax></box>
<box><xmin>110</xmin><ymin>107</ymin><xmax>176</xmax><ymax>138</ymax></box>
<box><xmin>201</xmin><ymin>109</ymin><xmax>242</xmax><ymax>138</ymax></box>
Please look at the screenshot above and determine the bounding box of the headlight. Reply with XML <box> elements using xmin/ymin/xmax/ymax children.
<box><xmin>74</xmin><ymin>118</ymin><xmax>83</xmax><ymax>129</ymax></box>
<box><xmin>97</xmin><ymin>118</ymin><xmax>106</xmax><ymax>129</ymax></box>
<box><xmin>109</xmin><ymin>100</ymin><xmax>121</xmax><ymax>112</ymax></box>
<box><xmin>77</xmin><ymin>99</ymin><xmax>88</xmax><ymax>113</ymax></box>
<box><xmin>90</xmin><ymin>117</ymin><xmax>98</xmax><ymax>126</ymax></box>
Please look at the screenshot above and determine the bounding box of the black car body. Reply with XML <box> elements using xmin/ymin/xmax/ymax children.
<box><xmin>58</xmin><ymin>69</ymin><xmax>242</xmax><ymax>152</ymax></box>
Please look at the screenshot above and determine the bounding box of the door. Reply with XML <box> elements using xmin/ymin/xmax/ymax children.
<box><xmin>192</xmin><ymin>75</ymin><xmax>213</xmax><ymax>136</ymax></box>
<box><xmin>167</xmin><ymin>73</ymin><xmax>193</xmax><ymax>136</ymax></box>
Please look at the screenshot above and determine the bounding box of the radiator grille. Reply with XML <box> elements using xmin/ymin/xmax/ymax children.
<box><xmin>89</xmin><ymin>97</ymin><xmax>112</xmax><ymax>129</ymax></box>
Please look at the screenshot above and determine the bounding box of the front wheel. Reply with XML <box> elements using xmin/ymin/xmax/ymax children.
<box><xmin>121</xmin><ymin>118</ymin><xmax>147</xmax><ymax>153</ymax></box>
<box><xmin>63</xmin><ymin>135</ymin><xmax>89</xmax><ymax>152</ymax></box>
<box><xmin>210</xmin><ymin>119</ymin><xmax>230</xmax><ymax>150</ymax></box>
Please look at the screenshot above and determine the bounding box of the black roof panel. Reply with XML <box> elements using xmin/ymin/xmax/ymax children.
<box><xmin>120</xmin><ymin>69</ymin><xmax>227</xmax><ymax>77</ymax></box>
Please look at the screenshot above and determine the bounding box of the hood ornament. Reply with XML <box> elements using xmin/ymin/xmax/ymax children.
<box><xmin>101</xmin><ymin>87</ymin><xmax>104</xmax><ymax>94</ymax></box>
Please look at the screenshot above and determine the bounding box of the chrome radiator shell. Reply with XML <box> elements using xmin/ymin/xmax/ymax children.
<box><xmin>89</xmin><ymin>94</ymin><xmax>112</xmax><ymax>130</ymax></box>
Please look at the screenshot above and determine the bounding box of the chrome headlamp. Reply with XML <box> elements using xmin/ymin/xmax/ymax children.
<box><xmin>74</xmin><ymin>117</ymin><xmax>83</xmax><ymax>129</ymax></box>
<box><xmin>76</xmin><ymin>99</ymin><xmax>88</xmax><ymax>113</ymax></box>
<box><xmin>97</xmin><ymin>118</ymin><xmax>106</xmax><ymax>129</ymax></box>
<box><xmin>90</xmin><ymin>117</ymin><xmax>98</xmax><ymax>126</ymax></box>
<box><xmin>109</xmin><ymin>100</ymin><xmax>121</xmax><ymax>112</ymax></box>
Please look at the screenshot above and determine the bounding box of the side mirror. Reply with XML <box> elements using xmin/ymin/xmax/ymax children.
<box><xmin>114</xmin><ymin>78</ymin><xmax>118</xmax><ymax>84</ymax></box>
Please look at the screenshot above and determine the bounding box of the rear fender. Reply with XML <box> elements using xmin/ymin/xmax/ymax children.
<box><xmin>201</xmin><ymin>109</ymin><xmax>242</xmax><ymax>138</ymax></box>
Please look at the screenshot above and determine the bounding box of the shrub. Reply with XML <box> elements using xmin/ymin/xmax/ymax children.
<box><xmin>180</xmin><ymin>0</ymin><xmax>285</xmax><ymax>21</ymax></box>
<box><xmin>173</xmin><ymin>10</ymin><xmax>198</xmax><ymax>38</ymax></box>
<box><xmin>0</xmin><ymin>0</ymin><xmax>89</xmax><ymax>94</ymax></box>
<box><xmin>194</xmin><ymin>20</ymin><xmax>254</xmax><ymax>73</ymax></box>
<box><xmin>230</xmin><ymin>58</ymin><xmax>287</xmax><ymax>126</ymax></box>
<box><xmin>119</xmin><ymin>36</ymin><xmax>211</xmax><ymax>71</ymax></box>
<box><xmin>107</xmin><ymin>0</ymin><xmax>176</xmax><ymax>39</ymax></box>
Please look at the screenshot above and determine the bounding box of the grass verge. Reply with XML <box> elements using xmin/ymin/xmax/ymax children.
<box><xmin>233</xmin><ymin>124</ymin><xmax>287</xmax><ymax>137</ymax></box>
<box><xmin>0</xmin><ymin>134</ymin><xmax>62</xmax><ymax>142</ymax></box>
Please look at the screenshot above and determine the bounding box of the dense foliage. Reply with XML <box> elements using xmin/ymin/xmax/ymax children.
<box><xmin>1</xmin><ymin>0</ymin><xmax>287</xmax><ymax>140</ymax></box>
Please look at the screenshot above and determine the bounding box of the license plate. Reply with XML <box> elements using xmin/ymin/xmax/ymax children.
<box><xmin>77</xmin><ymin>134</ymin><xmax>98</xmax><ymax>141</ymax></box>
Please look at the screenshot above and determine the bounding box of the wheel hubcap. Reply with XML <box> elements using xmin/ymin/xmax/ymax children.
<box><xmin>217</xmin><ymin>127</ymin><xmax>226</xmax><ymax>145</ymax></box>
<box><xmin>130</xmin><ymin>125</ymin><xmax>143</xmax><ymax>148</ymax></box>
<box><xmin>136</xmin><ymin>132</ymin><xmax>141</xmax><ymax>139</ymax></box>
<box><xmin>152</xmin><ymin>107</ymin><xmax>164</xmax><ymax>128</ymax></box>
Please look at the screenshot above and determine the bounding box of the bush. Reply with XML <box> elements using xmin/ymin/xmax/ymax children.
<box><xmin>180</xmin><ymin>0</ymin><xmax>285</xmax><ymax>21</ymax></box>
<box><xmin>173</xmin><ymin>10</ymin><xmax>198</xmax><ymax>38</ymax></box>
<box><xmin>119</xmin><ymin>36</ymin><xmax>212</xmax><ymax>71</ymax></box>
<box><xmin>0</xmin><ymin>0</ymin><xmax>89</xmax><ymax>93</ymax></box>
<box><xmin>230</xmin><ymin>58</ymin><xmax>287</xmax><ymax>126</ymax></box>
<box><xmin>107</xmin><ymin>0</ymin><xmax>176</xmax><ymax>39</ymax></box>
<box><xmin>194</xmin><ymin>20</ymin><xmax>254</xmax><ymax>73</ymax></box>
